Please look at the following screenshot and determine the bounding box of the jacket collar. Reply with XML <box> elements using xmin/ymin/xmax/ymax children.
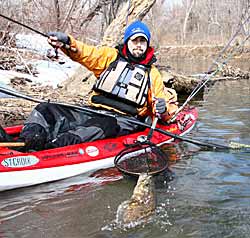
<box><xmin>116</xmin><ymin>44</ymin><xmax>157</xmax><ymax>66</ymax></box>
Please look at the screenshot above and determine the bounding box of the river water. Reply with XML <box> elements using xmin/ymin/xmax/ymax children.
<box><xmin>0</xmin><ymin>79</ymin><xmax>250</xmax><ymax>237</ymax></box>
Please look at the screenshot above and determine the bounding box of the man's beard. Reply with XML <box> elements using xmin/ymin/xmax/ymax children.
<box><xmin>126</xmin><ymin>47</ymin><xmax>147</xmax><ymax>63</ymax></box>
<box><xmin>132</xmin><ymin>49</ymin><xmax>145</xmax><ymax>58</ymax></box>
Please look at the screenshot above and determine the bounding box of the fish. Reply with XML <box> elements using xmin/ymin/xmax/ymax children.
<box><xmin>115</xmin><ymin>173</ymin><xmax>156</xmax><ymax>227</ymax></box>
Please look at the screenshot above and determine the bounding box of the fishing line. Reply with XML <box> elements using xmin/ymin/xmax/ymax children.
<box><xmin>169</xmin><ymin>13</ymin><xmax>250</xmax><ymax>122</ymax></box>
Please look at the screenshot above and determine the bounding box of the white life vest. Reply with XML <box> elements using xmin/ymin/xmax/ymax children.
<box><xmin>93</xmin><ymin>57</ymin><xmax>150</xmax><ymax>107</ymax></box>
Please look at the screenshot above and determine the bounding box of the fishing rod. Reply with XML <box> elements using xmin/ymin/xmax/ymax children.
<box><xmin>169</xmin><ymin>14</ymin><xmax>250</xmax><ymax>122</ymax></box>
<box><xmin>0</xmin><ymin>13</ymin><xmax>76</xmax><ymax>52</ymax></box>
<box><xmin>0</xmin><ymin>13</ymin><xmax>47</xmax><ymax>37</ymax></box>
<box><xmin>0</xmin><ymin>85</ymin><xmax>249</xmax><ymax>151</ymax></box>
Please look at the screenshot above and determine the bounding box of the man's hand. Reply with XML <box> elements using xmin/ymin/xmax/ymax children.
<box><xmin>47</xmin><ymin>31</ymin><xmax>70</xmax><ymax>48</ymax></box>
<box><xmin>155</xmin><ymin>98</ymin><xmax>166</xmax><ymax>114</ymax></box>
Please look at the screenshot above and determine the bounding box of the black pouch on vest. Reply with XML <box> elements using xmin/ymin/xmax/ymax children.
<box><xmin>91</xmin><ymin>95</ymin><xmax>137</xmax><ymax>116</ymax></box>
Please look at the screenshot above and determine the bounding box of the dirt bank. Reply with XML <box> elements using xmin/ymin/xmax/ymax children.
<box><xmin>0</xmin><ymin>45</ymin><xmax>249</xmax><ymax>126</ymax></box>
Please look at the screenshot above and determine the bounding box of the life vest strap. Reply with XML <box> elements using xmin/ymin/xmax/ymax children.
<box><xmin>91</xmin><ymin>94</ymin><xmax>138</xmax><ymax>116</ymax></box>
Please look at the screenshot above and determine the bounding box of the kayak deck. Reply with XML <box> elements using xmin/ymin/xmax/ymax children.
<box><xmin>0</xmin><ymin>107</ymin><xmax>198</xmax><ymax>191</ymax></box>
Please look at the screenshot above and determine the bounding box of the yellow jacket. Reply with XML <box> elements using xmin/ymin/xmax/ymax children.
<box><xmin>62</xmin><ymin>35</ymin><xmax>178</xmax><ymax>120</ymax></box>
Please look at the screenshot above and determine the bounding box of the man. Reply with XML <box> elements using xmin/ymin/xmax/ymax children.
<box><xmin>1</xmin><ymin>21</ymin><xmax>178</xmax><ymax>150</ymax></box>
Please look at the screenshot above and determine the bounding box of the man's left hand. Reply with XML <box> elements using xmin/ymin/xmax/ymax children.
<box><xmin>155</xmin><ymin>98</ymin><xmax>166</xmax><ymax>114</ymax></box>
<box><xmin>47</xmin><ymin>31</ymin><xmax>70</xmax><ymax>48</ymax></box>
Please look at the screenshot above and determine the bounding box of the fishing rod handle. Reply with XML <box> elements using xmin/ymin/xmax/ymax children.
<box><xmin>64</xmin><ymin>44</ymin><xmax>77</xmax><ymax>52</ymax></box>
<box><xmin>47</xmin><ymin>36</ymin><xmax>77</xmax><ymax>53</ymax></box>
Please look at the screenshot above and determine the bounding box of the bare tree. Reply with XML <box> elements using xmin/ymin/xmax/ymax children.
<box><xmin>101</xmin><ymin>0</ymin><xmax>156</xmax><ymax>47</ymax></box>
<box><xmin>0</xmin><ymin>0</ymin><xmax>249</xmax><ymax>46</ymax></box>
<box><xmin>54</xmin><ymin>0</ymin><xmax>61</xmax><ymax>30</ymax></box>
<box><xmin>182</xmin><ymin>0</ymin><xmax>195</xmax><ymax>44</ymax></box>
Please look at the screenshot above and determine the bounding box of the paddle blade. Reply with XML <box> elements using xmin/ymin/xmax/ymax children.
<box><xmin>229</xmin><ymin>141</ymin><xmax>250</xmax><ymax>149</ymax></box>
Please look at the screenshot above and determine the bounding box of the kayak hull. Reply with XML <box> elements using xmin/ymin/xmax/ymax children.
<box><xmin>0</xmin><ymin>107</ymin><xmax>198</xmax><ymax>191</ymax></box>
<box><xmin>1</xmin><ymin>156</ymin><xmax>115</xmax><ymax>191</ymax></box>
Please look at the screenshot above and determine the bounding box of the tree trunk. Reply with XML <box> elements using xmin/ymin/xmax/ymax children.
<box><xmin>182</xmin><ymin>0</ymin><xmax>195</xmax><ymax>44</ymax></box>
<box><xmin>54</xmin><ymin>0</ymin><xmax>61</xmax><ymax>30</ymax></box>
<box><xmin>101</xmin><ymin>0</ymin><xmax>156</xmax><ymax>47</ymax></box>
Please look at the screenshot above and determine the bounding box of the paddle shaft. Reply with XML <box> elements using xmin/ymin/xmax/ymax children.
<box><xmin>147</xmin><ymin>117</ymin><xmax>158</xmax><ymax>141</ymax></box>
<box><xmin>0</xmin><ymin>86</ymin><xmax>230</xmax><ymax>150</ymax></box>
<box><xmin>0</xmin><ymin>142</ymin><xmax>25</xmax><ymax>147</ymax></box>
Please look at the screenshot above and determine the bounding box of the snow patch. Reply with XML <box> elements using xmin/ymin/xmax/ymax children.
<box><xmin>15</xmin><ymin>34</ymin><xmax>49</xmax><ymax>55</ymax></box>
<box><xmin>0</xmin><ymin>33</ymin><xmax>82</xmax><ymax>90</ymax></box>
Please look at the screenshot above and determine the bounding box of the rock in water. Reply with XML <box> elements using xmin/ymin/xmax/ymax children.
<box><xmin>116</xmin><ymin>173</ymin><xmax>156</xmax><ymax>227</ymax></box>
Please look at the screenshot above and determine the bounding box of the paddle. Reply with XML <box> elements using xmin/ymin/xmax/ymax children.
<box><xmin>0</xmin><ymin>142</ymin><xmax>25</xmax><ymax>147</ymax></box>
<box><xmin>147</xmin><ymin>117</ymin><xmax>158</xmax><ymax>141</ymax></box>
<box><xmin>0</xmin><ymin>85</ymin><xmax>248</xmax><ymax>151</ymax></box>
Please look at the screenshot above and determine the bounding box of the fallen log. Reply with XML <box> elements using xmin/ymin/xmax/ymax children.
<box><xmin>160</xmin><ymin>63</ymin><xmax>250</xmax><ymax>94</ymax></box>
<box><xmin>161</xmin><ymin>70</ymin><xmax>200</xmax><ymax>94</ymax></box>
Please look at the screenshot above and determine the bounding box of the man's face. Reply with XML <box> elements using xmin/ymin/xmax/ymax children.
<box><xmin>127</xmin><ymin>36</ymin><xmax>148</xmax><ymax>58</ymax></box>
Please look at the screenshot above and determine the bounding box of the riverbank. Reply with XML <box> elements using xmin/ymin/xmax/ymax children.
<box><xmin>0</xmin><ymin>43</ymin><xmax>249</xmax><ymax>126</ymax></box>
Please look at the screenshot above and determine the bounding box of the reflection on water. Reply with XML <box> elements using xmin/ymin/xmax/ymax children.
<box><xmin>163</xmin><ymin>56</ymin><xmax>250</xmax><ymax>75</ymax></box>
<box><xmin>0</xmin><ymin>80</ymin><xmax>250</xmax><ymax>238</ymax></box>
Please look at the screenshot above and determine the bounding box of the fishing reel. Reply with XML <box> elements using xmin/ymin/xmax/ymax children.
<box><xmin>46</xmin><ymin>48</ymin><xmax>65</xmax><ymax>64</ymax></box>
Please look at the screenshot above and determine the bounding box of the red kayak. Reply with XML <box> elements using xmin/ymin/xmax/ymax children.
<box><xmin>0</xmin><ymin>107</ymin><xmax>198</xmax><ymax>192</ymax></box>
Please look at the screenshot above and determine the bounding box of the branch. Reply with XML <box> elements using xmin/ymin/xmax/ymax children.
<box><xmin>80</xmin><ymin>0</ymin><xmax>110</xmax><ymax>27</ymax></box>
<box><xmin>101</xmin><ymin>0</ymin><xmax>156</xmax><ymax>47</ymax></box>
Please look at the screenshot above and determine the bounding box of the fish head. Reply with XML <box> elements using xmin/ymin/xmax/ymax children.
<box><xmin>132</xmin><ymin>173</ymin><xmax>155</xmax><ymax>203</ymax></box>
<box><xmin>115</xmin><ymin>173</ymin><xmax>156</xmax><ymax>227</ymax></box>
